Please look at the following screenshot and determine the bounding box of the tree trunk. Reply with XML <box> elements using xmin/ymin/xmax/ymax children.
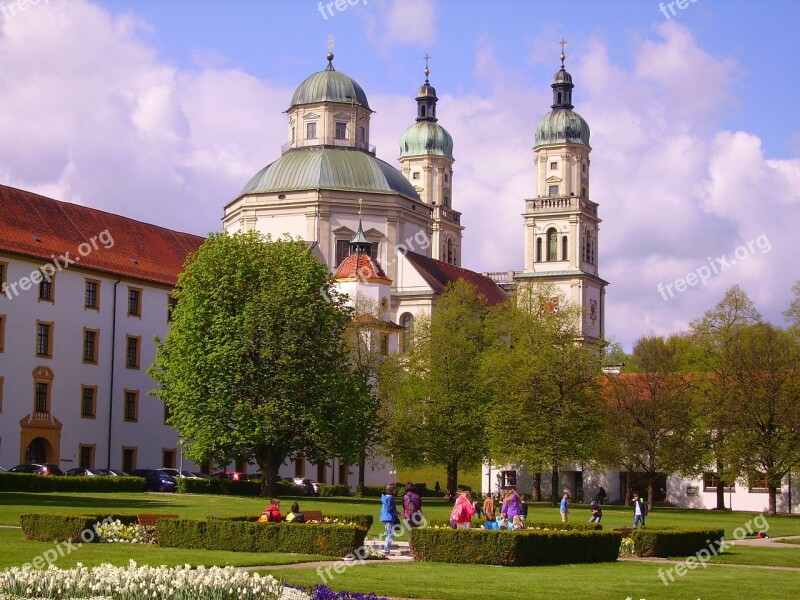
<box><xmin>357</xmin><ymin>457</ymin><xmax>366</xmax><ymax>497</ymax></box>
<box><xmin>446</xmin><ymin>457</ymin><xmax>459</xmax><ymax>498</ymax></box>
<box><xmin>531</xmin><ymin>472</ymin><xmax>541</xmax><ymax>502</ymax></box>
<box><xmin>768</xmin><ymin>484</ymin><xmax>777</xmax><ymax>515</ymax></box>
<box><xmin>550</xmin><ymin>464</ymin><xmax>559</xmax><ymax>507</ymax></box>
<box><xmin>255</xmin><ymin>447</ymin><xmax>283</xmax><ymax>498</ymax></box>
<box><xmin>624</xmin><ymin>471</ymin><xmax>632</xmax><ymax>505</ymax></box>
<box><xmin>715</xmin><ymin>459</ymin><xmax>726</xmax><ymax>510</ymax></box>
<box><xmin>647</xmin><ymin>478</ymin><xmax>656</xmax><ymax>512</ymax></box>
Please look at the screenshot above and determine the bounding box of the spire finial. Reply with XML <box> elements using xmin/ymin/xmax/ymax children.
<box><xmin>559</xmin><ymin>37</ymin><xmax>568</xmax><ymax>67</ymax></box>
<box><xmin>326</xmin><ymin>34</ymin><xmax>335</xmax><ymax>69</ymax></box>
<box><xmin>423</xmin><ymin>52</ymin><xmax>431</xmax><ymax>82</ymax></box>
<box><xmin>358</xmin><ymin>197</ymin><xmax>363</xmax><ymax>216</ymax></box>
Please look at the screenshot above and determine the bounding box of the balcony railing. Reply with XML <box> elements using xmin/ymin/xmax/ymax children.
<box><xmin>526</xmin><ymin>196</ymin><xmax>598</xmax><ymax>216</ymax></box>
<box><xmin>281</xmin><ymin>138</ymin><xmax>376</xmax><ymax>155</ymax></box>
<box><xmin>482</xmin><ymin>271</ymin><xmax>521</xmax><ymax>284</ymax></box>
<box><xmin>434</xmin><ymin>206</ymin><xmax>461</xmax><ymax>224</ymax></box>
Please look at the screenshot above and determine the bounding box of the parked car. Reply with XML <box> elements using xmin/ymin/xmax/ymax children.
<box><xmin>159</xmin><ymin>468</ymin><xmax>203</xmax><ymax>479</ymax></box>
<box><xmin>65</xmin><ymin>467</ymin><xmax>105</xmax><ymax>476</ymax></box>
<box><xmin>212</xmin><ymin>471</ymin><xmax>246</xmax><ymax>481</ymax></box>
<box><xmin>9</xmin><ymin>463</ymin><xmax>64</xmax><ymax>476</ymax></box>
<box><xmin>130</xmin><ymin>469</ymin><xmax>177</xmax><ymax>492</ymax></box>
<box><xmin>289</xmin><ymin>477</ymin><xmax>318</xmax><ymax>496</ymax></box>
<box><xmin>95</xmin><ymin>469</ymin><xmax>129</xmax><ymax>476</ymax></box>
<box><xmin>191</xmin><ymin>472</ymin><xmax>213</xmax><ymax>479</ymax></box>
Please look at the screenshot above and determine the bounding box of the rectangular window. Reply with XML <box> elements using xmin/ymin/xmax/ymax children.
<box><xmin>0</xmin><ymin>314</ymin><xmax>5</xmax><ymax>353</ymax></box>
<box><xmin>550</xmin><ymin>161</ymin><xmax>558</xmax><ymax>170</ymax></box>
<box><xmin>0</xmin><ymin>262</ymin><xmax>7</xmax><ymax>296</ymax></box>
<box><xmin>548</xmin><ymin>185</ymin><xmax>559</xmax><ymax>197</ymax></box>
<box><xmin>122</xmin><ymin>447</ymin><xmax>137</xmax><ymax>473</ymax></box>
<box><xmin>444</xmin><ymin>173</ymin><xmax>449</xmax><ymax>183</ymax></box>
<box><xmin>338</xmin><ymin>463</ymin><xmax>349</xmax><ymax>486</ymax></box>
<box><xmin>79</xmin><ymin>444</ymin><xmax>95</xmax><ymax>469</ymax></box>
<box><xmin>306</xmin><ymin>122</ymin><xmax>317</xmax><ymax>140</ymax></box>
<box><xmin>0</xmin><ymin>376</ymin><xmax>4</xmax><ymax>412</ymax></box>
<box><xmin>316</xmin><ymin>462</ymin><xmax>327</xmax><ymax>484</ymax></box>
<box><xmin>359</xmin><ymin>126</ymin><xmax>365</xmax><ymax>142</ymax></box>
<box><xmin>34</xmin><ymin>382</ymin><xmax>48</xmax><ymax>413</ymax></box>
<box><xmin>81</xmin><ymin>386</ymin><xmax>96</xmax><ymax>418</ymax></box>
<box><xmin>412</xmin><ymin>172</ymin><xmax>420</xmax><ymax>180</ymax></box>
<box><xmin>335</xmin><ymin>239</ymin><xmax>350</xmax><ymax>267</ymax></box>
<box><xmin>582</xmin><ymin>187</ymin><xmax>587</xmax><ymax>198</ymax></box>
<box><xmin>167</xmin><ymin>296</ymin><xmax>178</xmax><ymax>322</ymax></box>
<box><xmin>294</xmin><ymin>454</ymin><xmax>306</xmax><ymax>478</ymax></box>
<box><xmin>235</xmin><ymin>457</ymin><xmax>247</xmax><ymax>474</ymax></box>
<box><xmin>124</xmin><ymin>390</ymin><xmax>138</xmax><ymax>422</ymax></box>
<box><xmin>703</xmin><ymin>472</ymin><xmax>734</xmax><ymax>492</ymax></box>
<box><xmin>36</xmin><ymin>321</ymin><xmax>53</xmax><ymax>357</ymax></box>
<box><xmin>125</xmin><ymin>336</ymin><xmax>140</xmax><ymax>369</ymax></box>
<box><xmin>334</xmin><ymin>122</ymin><xmax>347</xmax><ymax>139</ymax></box>
<box><xmin>38</xmin><ymin>272</ymin><xmax>53</xmax><ymax>302</ymax></box>
<box><xmin>85</xmin><ymin>280</ymin><xmax>99</xmax><ymax>309</ymax></box>
<box><xmin>83</xmin><ymin>329</ymin><xmax>99</xmax><ymax>363</ymax></box>
<box><xmin>162</xmin><ymin>449</ymin><xmax>176</xmax><ymax>469</ymax></box>
<box><xmin>127</xmin><ymin>288</ymin><xmax>141</xmax><ymax>317</ymax></box>
<box><xmin>748</xmin><ymin>472</ymin><xmax>770</xmax><ymax>492</ymax></box>
<box><xmin>379</xmin><ymin>333</ymin><xmax>389</xmax><ymax>356</ymax></box>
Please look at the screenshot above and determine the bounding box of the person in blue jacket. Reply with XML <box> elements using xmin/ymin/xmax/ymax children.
<box><xmin>380</xmin><ymin>483</ymin><xmax>399</xmax><ymax>554</ymax></box>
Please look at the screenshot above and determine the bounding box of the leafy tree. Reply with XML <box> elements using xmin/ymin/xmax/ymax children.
<box><xmin>688</xmin><ymin>285</ymin><xmax>762</xmax><ymax>509</ymax></box>
<box><xmin>600</xmin><ymin>334</ymin><xmax>703</xmax><ymax>509</ymax></box>
<box><xmin>784</xmin><ymin>280</ymin><xmax>800</xmax><ymax>337</ymax></box>
<box><xmin>483</xmin><ymin>284</ymin><xmax>603</xmax><ymax>505</ymax></box>
<box><xmin>725</xmin><ymin>323</ymin><xmax>800</xmax><ymax>515</ymax></box>
<box><xmin>379</xmin><ymin>279</ymin><xmax>490</xmax><ymax>497</ymax></box>
<box><xmin>150</xmin><ymin>232</ymin><xmax>359</xmax><ymax>497</ymax></box>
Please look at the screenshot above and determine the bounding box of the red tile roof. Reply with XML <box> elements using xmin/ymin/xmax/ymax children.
<box><xmin>0</xmin><ymin>184</ymin><xmax>205</xmax><ymax>286</ymax></box>
<box><xmin>333</xmin><ymin>252</ymin><xmax>391</xmax><ymax>284</ymax></box>
<box><xmin>403</xmin><ymin>251</ymin><xmax>509</xmax><ymax>306</ymax></box>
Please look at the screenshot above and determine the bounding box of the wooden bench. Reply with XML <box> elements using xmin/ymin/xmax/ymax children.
<box><xmin>137</xmin><ymin>514</ymin><xmax>179</xmax><ymax>528</ymax></box>
<box><xmin>300</xmin><ymin>510</ymin><xmax>323</xmax><ymax>522</ymax></box>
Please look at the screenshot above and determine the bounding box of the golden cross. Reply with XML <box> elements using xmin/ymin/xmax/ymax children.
<box><xmin>358</xmin><ymin>197</ymin><xmax>363</xmax><ymax>216</ymax></box>
<box><xmin>327</xmin><ymin>34</ymin><xmax>335</xmax><ymax>53</ymax></box>
<box><xmin>423</xmin><ymin>53</ymin><xmax>431</xmax><ymax>80</ymax></box>
<box><xmin>559</xmin><ymin>38</ymin><xmax>568</xmax><ymax>66</ymax></box>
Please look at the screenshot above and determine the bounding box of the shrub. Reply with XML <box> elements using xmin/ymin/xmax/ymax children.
<box><xmin>210</xmin><ymin>513</ymin><xmax>374</xmax><ymax>531</ymax></box>
<box><xmin>357</xmin><ymin>485</ymin><xmax>386</xmax><ymax>498</ymax></box>
<box><xmin>410</xmin><ymin>528</ymin><xmax>621</xmax><ymax>565</ymax></box>
<box><xmin>426</xmin><ymin>518</ymin><xmax>601</xmax><ymax>531</ymax></box>
<box><xmin>157</xmin><ymin>519</ymin><xmax>366</xmax><ymax>557</ymax></box>
<box><xmin>177</xmin><ymin>477</ymin><xmax>299</xmax><ymax>497</ymax></box>
<box><xmin>632</xmin><ymin>527</ymin><xmax>725</xmax><ymax>558</ymax></box>
<box><xmin>20</xmin><ymin>513</ymin><xmax>139</xmax><ymax>542</ymax></box>
<box><xmin>319</xmin><ymin>484</ymin><xmax>350</xmax><ymax>497</ymax></box>
<box><xmin>0</xmin><ymin>473</ymin><xmax>145</xmax><ymax>493</ymax></box>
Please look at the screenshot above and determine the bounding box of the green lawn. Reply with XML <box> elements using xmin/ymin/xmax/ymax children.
<box><xmin>780</xmin><ymin>537</ymin><xmax>800</xmax><ymax>545</ymax></box>
<box><xmin>695</xmin><ymin>544</ymin><xmax>800</xmax><ymax>568</ymax></box>
<box><xmin>261</xmin><ymin>560</ymin><xmax>800</xmax><ymax>600</ymax></box>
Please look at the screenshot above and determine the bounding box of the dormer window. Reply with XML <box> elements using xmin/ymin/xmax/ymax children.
<box><xmin>335</xmin><ymin>122</ymin><xmax>347</xmax><ymax>140</ymax></box>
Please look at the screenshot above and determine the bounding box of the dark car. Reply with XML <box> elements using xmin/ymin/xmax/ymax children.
<box><xmin>130</xmin><ymin>469</ymin><xmax>177</xmax><ymax>492</ymax></box>
<box><xmin>95</xmin><ymin>469</ymin><xmax>129</xmax><ymax>476</ymax></box>
<box><xmin>9</xmin><ymin>463</ymin><xmax>64</xmax><ymax>476</ymax></box>
<box><xmin>66</xmin><ymin>468</ymin><xmax>105</xmax><ymax>476</ymax></box>
<box><xmin>212</xmin><ymin>471</ymin><xmax>246</xmax><ymax>481</ymax></box>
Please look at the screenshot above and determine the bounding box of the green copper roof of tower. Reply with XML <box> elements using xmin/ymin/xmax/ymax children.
<box><xmin>534</xmin><ymin>109</ymin><xmax>591</xmax><ymax>148</ymax></box>
<box><xmin>240</xmin><ymin>147</ymin><xmax>420</xmax><ymax>201</ymax></box>
<box><xmin>290</xmin><ymin>69</ymin><xmax>370</xmax><ymax>109</ymax></box>
<box><xmin>399</xmin><ymin>121</ymin><xmax>454</xmax><ymax>159</ymax></box>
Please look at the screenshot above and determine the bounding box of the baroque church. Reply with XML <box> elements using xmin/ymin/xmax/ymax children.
<box><xmin>0</xmin><ymin>48</ymin><xmax>604</xmax><ymax>487</ymax></box>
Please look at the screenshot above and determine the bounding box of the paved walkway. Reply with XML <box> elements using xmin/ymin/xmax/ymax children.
<box><xmin>731</xmin><ymin>535</ymin><xmax>800</xmax><ymax>548</ymax></box>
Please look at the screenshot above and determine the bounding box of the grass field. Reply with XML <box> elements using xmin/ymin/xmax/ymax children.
<box><xmin>1</xmin><ymin>491</ymin><xmax>798</xmax><ymax>600</ymax></box>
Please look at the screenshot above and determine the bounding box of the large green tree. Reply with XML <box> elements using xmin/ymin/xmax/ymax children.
<box><xmin>379</xmin><ymin>279</ymin><xmax>490</xmax><ymax>497</ymax></box>
<box><xmin>150</xmin><ymin>232</ymin><xmax>359</xmax><ymax>497</ymax></box>
<box><xmin>483</xmin><ymin>284</ymin><xmax>603</xmax><ymax>505</ymax></box>
<box><xmin>688</xmin><ymin>285</ymin><xmax>762</xmax><ymax>509</ymax></box>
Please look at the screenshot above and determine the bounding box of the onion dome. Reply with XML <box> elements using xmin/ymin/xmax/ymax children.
<box><xmin>290</xmin><ymin>52</ymin><xmax>370</xmax><ymax>110</ymax></box>
<box><xmin>399</xmin><ymin>64</ymin><xmax>454</xmax><ymax>159</ymax></box>
<box><xmin>534</xmin><ymin>52</ymin><xmax>591</xmax><ymax>148</ymax></box>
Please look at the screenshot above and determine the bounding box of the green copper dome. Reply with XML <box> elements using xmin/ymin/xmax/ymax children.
<box><xmin>290</xmin><ymin>62</ymin><xmax>370</xmax><ymax>109</ymax></box>
<box><xmin>534</xmin><ymin>109</ymin><xmax>591</xmax><ymax>148</ymax></box>
<box><xmin>241</xmin><ymin>147</ymin><xmax>419</xmax><ymax>201</ymax></box>
<box><xmin>399</xmin><ymin>121</ymin><xmax>454</xmax><ymax>159</ymax></box>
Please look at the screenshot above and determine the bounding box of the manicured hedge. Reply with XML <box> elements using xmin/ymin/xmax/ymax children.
<box><xmin>210</xmin><ymin>513</ymin><xmax>374</xmax><ymax>530</ymax></box>
<box><xmin>410</xmin><ymin>528</ymin><xmax>621</xmax><ymax>565</ymax></box>
<box><xmin>0</xmin><ymin>473</ymin><xmax>145</xmax><ymax>493</ymax></box>
<box><xmin>632</xmin><ymin>527</ymin><xmax>726</xmax><ymax>558</ymax></box>
<box><xmin>320</xmin><ymin>484</ymin><xmax>350</xmax><ymax>497</ymax></box>
<box><xmin>357</xmin><ymin>485</ymin><xmax>387</xmax><ymax>498</ymax></box>
<box><xmin>176</xmin><ymin>478</ymin><xmax>298</xmax><ymax>496</ymax></box>
<box><xmin>20</xmin><ymin>513</ymin><xmax>139</xmax><ymax>542</ymax></box>
<box><xmin>157</xmin><ymin>518</ymin><xmax>366</xmax><ymax>557</ymax></box>
<box><xmin>427</xmin><ymin>518</ymin><xmax>601</xmax><ymax>531</ymax></box>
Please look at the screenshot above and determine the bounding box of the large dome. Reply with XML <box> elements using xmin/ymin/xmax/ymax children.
<box><xmin>290</xmin><ymin>68</ymin><xmax>370</xmax><ymax>109</ymax></box>
<box><xmin>534</xmin><ymin>109</ymin><xmax>590</xmax><ymax>148</ymax></box>
<box><xmin>241</xmin><ymin>147</ymin><xmax>420</xmax><ymax>201</ymax></box>
<box><xmin>399</xmin><ymin>121</ymin><xmax>454</xmax><ymax>159</ymax></box>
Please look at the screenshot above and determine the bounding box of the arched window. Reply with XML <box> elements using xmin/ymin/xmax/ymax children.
<box><xmin>421</xmin><ymin>106</ymin><xmax>426</xmax><ymax>118</ymax></box>
<box><xmin>447</xmin><ymin>238</ymin><xmax>455</xmax><ymax>265</ymax></box>
<box><xmin>535</xmin><ymin>237</ymin><xmax>542</xmax><ymax>262</ymax></box>
<box><xmin>584</xmin><ymin>229</ymin><xmax>594</xmax><ymax>265</ymax></box>
<box><xmin>400</xmin><ymin>313</ymin><xmax>414</xmax><ymax>352</ymax></box>
<box><xmin>561</xmin><ymin>235</ymin><xmax>568</xmax><ymax>261</ymax></box>
<box><xmin>546</xmin><ymin>228</ymin><xmax>558</xmax><ymax>262</ymax></box>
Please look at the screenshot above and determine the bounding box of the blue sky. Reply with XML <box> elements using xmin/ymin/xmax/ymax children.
<box><xmin>1</xmin><ymin>0</ymin><xmax>798</xmax><ymax>348</ymax></box>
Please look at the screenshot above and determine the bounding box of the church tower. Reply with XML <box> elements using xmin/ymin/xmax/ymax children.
<box><xmin>399</xmin><ymin>58</ymin><xmax>463</xmax><ymax>266</ymax></box>
<box><xmin>515</xmin><ymin>45</ymin><xmax>607</xmax><ymax>341</ymax></box>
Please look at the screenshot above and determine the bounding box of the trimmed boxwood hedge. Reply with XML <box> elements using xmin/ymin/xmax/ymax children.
<box><xmin>20</xmin><ymin>513</ymin><xmax>139</xmax><ymax>542</ymax></box>
<box><xmin>319</xmin><ymin>484</ymin><xmax>350</xmax><ymax>497</ymax></box>
<box><xmin>410</xmin><ymin>528</ymin><xmax>621</xmax><ymax>565</ymax></box>
<box><xmin>632</xmin><ymin>527</ymin><xmax>726</xmax><ymax>558</ymax></box>
<box><xmin>0</xmin><ymin>473</ymin><xmax>145</xmax><ymax>493</ymax></box>
<box><xmin>211</xmin><ymin>513</ymin><xmax>374</xmax><ymax>530</ymax></box>
<box><xmin>156</xmin><ymin>518</ymin><xmax>366</xmax><ymax>557</ymax></box>
<box><xmin>426</xmin><ymin>518</ymin><xmax>601</xmax><ymax>531</ymax></box>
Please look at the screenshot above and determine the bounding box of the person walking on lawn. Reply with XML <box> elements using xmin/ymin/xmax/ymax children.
<box><xmin>482</xmin><ymin>493</ymin><xmax>495</xmax><ymax>519</ymax></box>
<box><xmin>380</xmin><ymin>484</ymin><xmax>400</xmax><ymax>554</ymax></box>
<box><xmin>632</xmin><ymin>491</ymin><xmax>648</xmax><ymax>529</ymax></box>
<box><xmin>559</xmin><ymin>491</ymin><xmax>570</xmax><ymax>522</ymax></box>
<box><xmin>451</xmin><ymin>490</ymin><xmax>477</xmax><ymax>529</ymax></box>
<box><xmin>402</xmin><ymin>482</ymin><xmax>423</xmax><ymax>528</ymax></box>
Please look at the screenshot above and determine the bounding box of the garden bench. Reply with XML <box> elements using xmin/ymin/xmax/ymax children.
<box><xmin>137</xmin><ymin>513</ymin><xmax>179</xmax><ymax>527</ymax></box>
<box><xmin>302</xmin><ymin>510</ymin><xmax>323</xmax><ymax>521</ymax></box>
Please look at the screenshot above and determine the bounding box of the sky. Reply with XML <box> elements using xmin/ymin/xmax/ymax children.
<box><xmin>1</xmin><ymin>0</ymin><xmax>798</xmax><ymax>349</ymax></box>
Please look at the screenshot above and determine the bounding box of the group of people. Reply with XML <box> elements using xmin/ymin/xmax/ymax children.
<box><xmin>258</xmin><ymin>499</ymin><xmax>306</xmax><ymax>523</ymax></box>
